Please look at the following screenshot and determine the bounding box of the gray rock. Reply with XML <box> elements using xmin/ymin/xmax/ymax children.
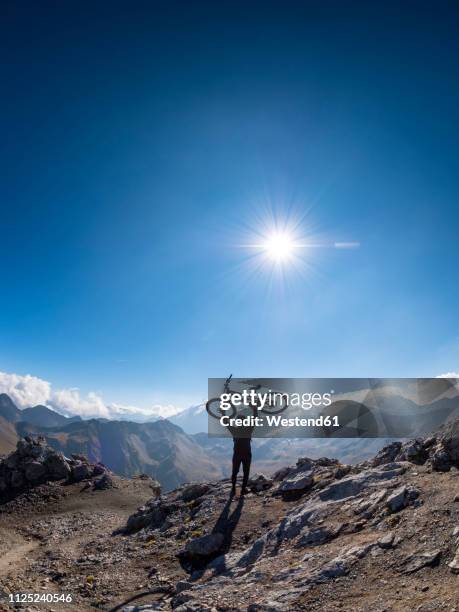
<box><xmin>397</xmin><ymin>439</ymin><xmax>428</xmax><ymax>464</ymax></box>
<box><xmin>249</xmin><ymin>474</ymin><xmax>273</xmax><ymax>492</ymax></box>
<box><xmin>448</xmin><ymin>552</ymin><xmax>459</xmax><ymax>573</ymax></box>
<box><xmin>401</xmin><ymin>549</ymin><xmax>441</xmax><ymax>573</ymax></box>
<box><xmin>439</xmin><ymin>419</ymin><xmax>459</xmax><ymax>464</ymax></box>
<box><xmin>181</xmin><ymin>483</ymin><xmax>210</xmax><ymax>502</ymax></box>
<box><xmin>378</xmin><ymin>532</ymin><xmax>395</xmax><ymax>549</ymax></box>
<box><xmin>272</xmin><ymin>466</ymin><xmax>292</xmax><ymax>482</ymax></box>
<box><xmin>295</xmin><ymin>526</ymin><xmax>338</xmax><ymax>547</ymax></box>
<box><xmin>319</xmin><ymin>466</ymin><xmax>405</xmax><ymax>503</ymax></box>
<box><xmin>312</xmin><ymin>541</ymin><xmax>377</xmax><ymax>582</ymax></box>
<box><xmin>10</xmin><ymin>470</ymin><xmax>25</xmax><ymax>488</ymax></box>
<box><xmin>386</xmin><ymin>486</ymin><xmax>408</xmax><ymax>512</ymax></box>
<box><xmin>93</xmin><ymin>474</ymin><xmax>114</xmax><ymax>490</ymax></box>
<box><xmin>278</xmin><ymin>472</ymin><xmax>313</xmax><ymax>494</ymax></box>
<box><xmin>430</xmin><ymin>445</ymin><xmax>451</xmax><ymax>472</ymax></box>
<box><xmin>29</xmin><ymin>443</ymin><xmax>45</xmax><ymax>460</ymax></box>
<box><xmin>92</xmin><ymin>463</ymin><xmax>106</xmax><ymax>477</ymax></box>
<box><xmin>5</xmin><ymin>454</ymin><xmax>19</xmax><ymax>470</ymax></box>
<box><xmin>16</xmin><ymin>439</ymin><xmax>30</xmax><ymax>457</ymax></box>
<box><xmin>24</xmin><ymin>460</ymin><xmax>46</xmax><ymax>482</ymax></box>
<box><xmin>183</xmin><ymin>532</ymin><xmax>224</xmax><ymax>557</ymax></box>
<box><xmin>125</xmin><ymin>501</ymin><xmax>168</xmax><ymax>533</ymax></box>
<box><xmin>296</xmin><ymin>457</ymin><xmax>314</xmax><ymax>469</ymax></box>
<box><xmin>334</xmin><ymin>464</ymin><xmax>352</xmax><ymax>479</ymax></box>
<box><xmin>175</xmin><ymin>580</ymin><xmax>193</xmax><ymax>594</ymax></box>
<box><xmin>72</xmin><ymin>462</ymin><xmax>91</xmax><ymax>482</ymax></box>
<box><xmin>44</xmin><ymin>451</ymin><xmax>71</xmax><ymax>480</ymax></box>
<box><xmin>372</xmin><ymin>442</ymin><xmax>403</xmax><ymax>466</ymax></box>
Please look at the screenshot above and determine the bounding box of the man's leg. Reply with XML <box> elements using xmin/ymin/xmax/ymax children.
<box><xmin>241</xmin><ymin>453</ymin><xmax>252</xmax><ymax>494</ymax></box>
<box><xmin>231</xmin><ymin>453</ymin><xmax>242</xmax><ymax>495</ymax></box>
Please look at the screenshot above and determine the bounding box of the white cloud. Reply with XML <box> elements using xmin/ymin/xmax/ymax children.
<box><xmin>0</xmin><ymin>371</ymin><xmax>51</xmax><ymax>408</ymax></box>
<box><xmin>436</xmin><ymin>372</ymin><xmax>459</xmax><ymax>378</ymax></box>
<box><xmin>0</xmin><ymin>370</ymin><xmax>184</xmax><ymax>420</ymax></box>
<box><xmin>50</xmin><ymin>388</ymin><xmax>110</xmax><ymax>419</ymax></box>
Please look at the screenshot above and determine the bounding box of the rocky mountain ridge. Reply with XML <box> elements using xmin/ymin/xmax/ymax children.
<box><xmin>0</xmin><ymin>420</ymin><xmax>458</xmax><ymax>610</ymax></box>
<box><xmin>0</xmin><ymin>394</ymin><xmax>390</xmax><ymax>489</ymax></box>
<box><xmin>113</xmin><ymin>419</ymin><xmax>459</xmax><ymax>610</ymax></box>
<box><xmin>0</xmin><ymin>394</ymin><xmax>223</xmax><ymax>490</ymax></box>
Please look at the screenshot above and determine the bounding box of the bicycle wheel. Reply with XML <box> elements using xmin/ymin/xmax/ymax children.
<box><xmin>206</xmin><ymin>397</ymin><xmax>236</xmax><ymax>420</ymax></box>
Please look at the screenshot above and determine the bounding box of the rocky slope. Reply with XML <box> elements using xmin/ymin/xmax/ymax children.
<box><xmin>0</xmin><ymin>421</ymin><xmax>458</xmax><ymax>611</ymax></box>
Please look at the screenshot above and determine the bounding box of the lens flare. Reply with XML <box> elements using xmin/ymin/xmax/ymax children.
<box><xmin>262</xmin><ymin>232</ymin><xmax>297</xmax><ymax>262</ymax></box>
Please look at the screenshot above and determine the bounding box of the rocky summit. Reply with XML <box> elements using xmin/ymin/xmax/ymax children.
<box><xmin>0</xmin><ymin>425</ymin><xmax>458</xmax><ymax>611</ymax></box>
<box><xmin>0</xmin><ymin>437</ymin><xmax>115</xmax><ymax>500</ymax></box>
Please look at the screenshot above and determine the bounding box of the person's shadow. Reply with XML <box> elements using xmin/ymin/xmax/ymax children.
<box><xmin>179</xmin><ymin>495</ymin><xmax>245</xmax><ymax>575</ymax></box>
<box><xmin>212</xmin><ymin>495</ymin><xmax>244</xmax><ymax>555</ymax></box>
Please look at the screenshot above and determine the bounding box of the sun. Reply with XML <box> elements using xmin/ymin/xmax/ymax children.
<box><xmin>261</xmin><ymin>232</ymin><xmax>297</xmax><ymax>262</ymax></box>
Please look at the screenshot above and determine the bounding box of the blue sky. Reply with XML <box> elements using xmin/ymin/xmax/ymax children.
<box><xmin>1</xmin><ymin>1</ymin><xmax>459</xmax><ymax>417</ymax></box>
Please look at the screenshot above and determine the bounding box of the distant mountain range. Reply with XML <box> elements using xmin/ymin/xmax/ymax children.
<box><xmin>0</xmin><ymin>393</ymin><xmax>387</xmax><ymax>488</ymax></box>
<box><xmin>2</xmin><ymin>379</ymin><xmax>458</xmax><ymax>489</ymax></box>
<box><xmin>0</xmin><ymin>393</ymin><xmax>221</xmax><ymax>489</ymax></box>
<box><xmin>169</xmin><ymin>403</ymin><xmax>208</xmax><ymax>434</ymax></box>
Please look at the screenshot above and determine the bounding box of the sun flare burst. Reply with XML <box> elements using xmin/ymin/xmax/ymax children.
<box><xmin>261</xmin><ymin>232</ymin><xmax>297</xmax><ymax>262</ymax></box>
<box><xmin>229</xmin><ymin>207</ymin><xmax>360</xmax><ymax>293</ymax></box>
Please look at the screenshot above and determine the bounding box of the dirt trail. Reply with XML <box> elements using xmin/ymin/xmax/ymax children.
<box><xmin>0</xmin><ymin>532</ymin><xmax>38</xmax><ymax>576</ymax></box>
<box><xmin>0</xmin><ymin>477</ymin><xmax>157</xmax><ymax>611</ymax></box>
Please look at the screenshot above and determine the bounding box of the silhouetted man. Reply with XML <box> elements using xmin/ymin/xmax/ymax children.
<box><xmin>228</xmin><ymin>420</ymin><xmax>254</xmax><ymax>497</ymax></box>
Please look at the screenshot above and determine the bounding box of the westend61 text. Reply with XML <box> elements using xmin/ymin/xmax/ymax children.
<box><xmin>220</xmin><ymin>414</ymin><xmax>339</xmax><ymax>427</ymax></box>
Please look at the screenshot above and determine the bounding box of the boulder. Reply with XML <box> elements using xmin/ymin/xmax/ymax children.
<box><xmin>183</xmin><ymin>532</ymin><xmax>224</xmax><ymax>557</ymax></box>
<box><xmin>278</xmin><ymin>472</ymin><xmax>313</xmax><ymax>495</ymax></box>
<box><xmin>377</xmin><ymin>532</ymin><xmax>395</xmax><ymax>549</ymax></box>
<box><xmin>372</xmin><ymin>442</ymin><xmax>402</xmax><ymax>467</ymax></box>
<box><xmin>72</xmin><ymin>462</ymin><xmax>91</xmax><ymax>482</ymax></box>
<box><xmin>24</xmin><ymin>461</ymin><xmax>46</xmax><ymax>483</ymax></box>
<box><xmin>0</xmin><ymin>438</ymin><xmax>86</xmax><ymax>497</ymax></box>
<box><xmin>272</xmin><ymin>466</ymin><xmax>292</xmax><ymax>482</ymax></box>
<box><xmin>430</xmin><ymin>445</ymin><xmax>451</xmax><ymax>472</ymax></box>
<box><xmin>295</xmin><ymin>526</ymin><xmax>338</xmax><ymax>547</ymax></box>
<box><xmin>5</xmin><ymin>454</ymin><xmax>19</xmax><ymax>470</ymax></box>
<box><xmin>401</xmin><ymin>549</ymin><xmax>441</xmax><ymax>574</ymax></box>
<box><xmin>386</xmin><ymin>486</ymin><xmax>419</xmax><ymax>513</ymax></box>
<box><xmin>249</xmin><ymin>474</ymin><xmax>273</xmax><ymax>492</ymax></box>
<box><xmin>318</xmin><ymin>466</ymin><xmax>404</xmax><ymax>503</ymax></box>
<box><xmin>296</xmin><ymin>457</ymin><xmax>314</xmax><ymax>469</ymax></box>
<box><xmin>439</xmin><ymin>419</ymin><xmax>459</xmax><ymax>464</ymax></box>
<box><xmin>125</xmin><ymin>500</ymin><xmax>168</xmax><ymax>533</ymax></box>
<box><xmin>44</xmin><ymin>451</ymin><xmax>71</xmax><ymax>480</ymax></box>
<box><xmin>29</xmin><ymin>443</ymin><xmax>46</xmax><ymax>460</ymax></box>
<box><xmin>16</xmin><ymin>439</ymin><xmax>30</xmax><ymax>457</ymax></box>
<box><xmin>334</xmin><ymin>464</ymin><xmax>352</xmax><ymax>479</ymax></box>
<box><xmin>10</xmin><ymin>470</ymin><xmax>25</xmax><ymax>488</ymax></box>
<box><xmin>71</xmin><ymin>453</ymin><xmax>87</xmax><ymax>462</ymax></box>
<box><xmin>93</xmin><ymin>474</ymin><xmax>114</xmax><ymax>490</ymax></box>
<box><xmin>448</xmin><ymin>552</ymin><xmax>459</xmax><ymax>573</ymax></box>
<box><xmin>92</xmin><ymin>463</ymin><xmax>106</xmax><ymax>477</ymax></box>
<box><xmin>386</xmin><ymin>486</ymin><xmax>408</xmax><ymax>512</ymax></box>
<box><xmin>397</xmin><ymin>439</ymin><xmax>428</xmax><ymax>464</ymax></box>
<box><xmin>181</xmin><ymin>483</ymin><xmax>210</xmax><ymax>502</ymax></box>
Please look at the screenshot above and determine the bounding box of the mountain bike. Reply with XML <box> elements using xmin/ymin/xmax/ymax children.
<box><xmin>206</xmin><ymin>375</ymin><xmax>288</xmax><ymax>419</ymax></box>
